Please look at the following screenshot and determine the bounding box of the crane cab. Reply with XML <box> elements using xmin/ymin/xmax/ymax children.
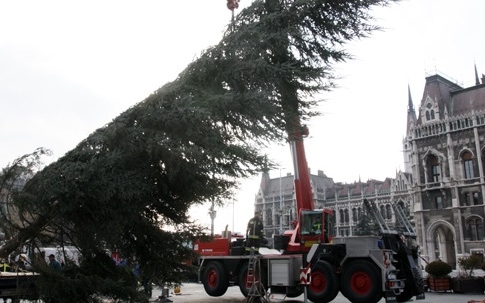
<box><xmin>299</xmin><ymin>209</ymin><xmax>333</xmax><ymax>247</ymax></box>
<box><xmin>279</xmin><ymin>208</ymin><xmax>333</xmax><ymax>254</ymax></box>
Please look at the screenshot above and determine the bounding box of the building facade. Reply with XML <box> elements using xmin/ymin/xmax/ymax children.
<box><xmin>404</xmin><ymin>71</ymin><xmax>485</xmax><ymax>267</ymax></box>
<box><xmin>255</xmin><ymin>69</ymin><xmax>485</xmax><ymax>268</ymax></box>
<box><xmin>256</xmin><ymin>168</ymin><xmax>415</xmax><ymax>241</ymax></box>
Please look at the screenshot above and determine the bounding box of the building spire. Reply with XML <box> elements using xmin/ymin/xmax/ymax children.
<box><xmin>407</xmin><ymin>84</ymin><xmax>415</xmax><ymax>114</ymax></box>
<box><xmin>406</xmin><ymin>84</ymin><xmax>417</xmax><ymax>136</ymax></box>
<box><xmin>475</xmin><ymin>63</ymin><xmax>481</xmax><ymax>86</ymax></box>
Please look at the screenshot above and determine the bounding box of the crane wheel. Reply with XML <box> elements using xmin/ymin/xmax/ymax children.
<box><xmin>396</xmin><ymin>266</ymin><xmax>424</xmax><ymax>302</ymax></box>
<box><xmin>341</xmin><ymin>260</ymin><xmax>382</xmax><ymax>303</ymax></box>
<box><xmin>307</xmin><ymin>260</ymin><xmax>340</xmax><ymax>303</ymax></box>
<box><xmin>202</xmin><ymin>262</ymin><xmax>229</xmax><ymax>297</ymax></box>
<box><xmin>238</xmin><ymin>261</ymin><xmax>267</xmax><ymax>297</ymax></box>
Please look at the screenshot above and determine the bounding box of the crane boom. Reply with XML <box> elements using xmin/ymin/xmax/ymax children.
<box><xmin>289</xmin><ymin>124</ymin><xmax>315</xmax><ymax>212</ymax></box>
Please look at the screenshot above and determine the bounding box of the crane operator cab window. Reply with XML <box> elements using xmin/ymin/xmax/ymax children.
<box><xmin>301</xmin><ymin>211</ymin><xmax>323</xmax><ymax>235</ymax></box>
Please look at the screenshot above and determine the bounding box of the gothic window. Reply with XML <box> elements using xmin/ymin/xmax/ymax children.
<box><xmin>339</xmin><ymin>209</ymin><xmax>344</xmax><ymax>223</ymax></box>
<box><xmin>462</xmin><ymin>151</ymin><xmax>474</xmax><ymax>179</ymax></box>
<box><xmin>427</xmin><ymin>155</ymin><xmax>441</xmax><ymax>183</ymax></box>
<box><xmin>435</xmin><ymin>196</ymin><xmax>443</xmax><ymax>209</ymax></box>
<box><xmin>430</xmin><ymin>109</ymin><xmax>435</xmax><ymax>119</ymax></box>
<box><xmin>398</xmin><ymin>201</ymin><xmax>409</xmax><ymax>216</ymax></box>
<box><xmin>466</xmin><ymin>216</ymin><xmax>484</xmax><ymax>241</ymax></box>
<box><xmin>463</xmin><ymin>192</ymin><xmax>482</xmax><ymax>206</ymax></box>
<box><xmin>473</xmin><ymin>192</ymin><xmax>481</xmax><ymax>205</ymax></box>
<box><xmin>386</xmin><ymin>204</ymin><xmax>392</xmax><ymax>220</ymax></box>
<box><xmin>432</xmin><ymin>165</ymin><xmax>441</xmax><ymax>182</ymax></box>
<box><xmin>352</xmin><ymin>208</ymin><xmax>358</xmax><ymax>222</ymax></box>
<box><xmin>266</xmin><ymin>210</ymin><xmax>273</xmax><ymax>226</ymax></box>
<box><xmin>464</xmin><ymin>192</ymin><xmax>472</xmax><ymax>206</ymax></box>
<box><xmin>380</xmin><ymin>205</ymin><xmax>386</xmax><ymax>219</ymax></box>
<box><xmin>344</xmin><ymin>209</ymin><xmax>349</xmax><ymax>223</ymax></box>
<box><xmin>426</xmin><ymin>111</ymin><xmax>430</xmax><ymax>121</ymax></box>
<box><xmin>479</xmin><ymin>115</ymin><xmax>485</xmax><ymax>125</ymax></box>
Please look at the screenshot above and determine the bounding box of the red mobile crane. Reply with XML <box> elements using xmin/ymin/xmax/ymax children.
<box><xmin>195</xmin><ymin>120</ymin><xmax>425</xmax><ymax>303</ymax></box>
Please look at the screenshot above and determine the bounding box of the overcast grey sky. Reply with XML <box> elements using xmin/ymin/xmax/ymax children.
<box><xmin>1</xmin><ymin>0</ymin><xmax>484</xmax><ymax>233</ymax></box>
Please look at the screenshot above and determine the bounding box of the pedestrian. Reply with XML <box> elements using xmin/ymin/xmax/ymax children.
<box><xmin>245</xmin><ymin>210</ymin><xmax>266</xmax><ymax>253</ymax></box>
<box><xmin>133</xmin><ymin>260</ymin><xmax>152</xmax><ymax>297</ymax></box>
<box><xmin>117</xmin><ymin>257</ymin><xmax>127</xmax><ymax>267</ymax></box>
<box><xmin>15</xmin><ymin>253</ymin><xmax>27</xmax><ymax>271</ymax></box>
<box><xmin>48</xmin><ymin>254</ymin><xmax>62</xmax><ymax>271</ymax></box>
<box><xmin>1</xmin><ymin>259</ymin><xmax>10</xmax><ymax>272</ymax></box>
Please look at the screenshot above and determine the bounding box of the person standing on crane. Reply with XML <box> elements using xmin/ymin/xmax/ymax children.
<box><xmin>245</xmin><ymin>210</ymin><xmax>265</xmax><ymax>253</ymax></box>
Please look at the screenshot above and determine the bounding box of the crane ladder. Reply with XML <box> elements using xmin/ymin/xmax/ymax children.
<box><xmin>363</xmin><ymin>199</ymin><xmax>397</xmax><ymax>235</ymax></box>
<box><xmin>392</xmin><ymin>203</ymin><xmax>416</xmax><ymax>237</ymax></box>
<box><xmin>245</xmin><ymin>254</ymin><xmax>268</xmax><ymax>303</ymax></box>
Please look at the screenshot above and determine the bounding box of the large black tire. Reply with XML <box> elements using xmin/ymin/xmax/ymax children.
<box><xmin>202</xmin><ymin>262</ymin><xmax>229</xmax><ymax>297</ymax></box>
<box><xmin>286</xmin><ymin>286</ymin><xmax>303</xmax><ymax>298</ymax></box>
<box><xmin>238</xmin><ymin>262</ymin><xmax>251</xmax><ymax>297</ymax></box>
<box><xmin>396</xmin><ymin>266</ymin><xmax>424</xmax><ymax>302</ymax></box>
<box><xmin>396</xmin><ymin>282</ymin><xmax>413</xmax><ymax>302</ymax></box>
<box><xmin>341</xmin><ymin>260</ymin><xmax>382</xmax><ymax>303</ymax></box>
<box><xmin>307</xmin><ymin>260</ymin><xmax>340</xmax><ymax>303</ymax></box>
<box><xmin>238</xmin><ymin>261</ymin><xmax>268</xmax><ymax>297</ymax></box>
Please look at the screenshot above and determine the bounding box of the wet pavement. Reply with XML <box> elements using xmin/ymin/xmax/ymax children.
<box><xmin>152</xmin><ymin>283</ymin><xmax>485</xmax><ymax>303</ymax></box>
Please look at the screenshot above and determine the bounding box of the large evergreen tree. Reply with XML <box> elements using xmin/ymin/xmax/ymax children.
<box><xmin>0</xmin><ymin>0</ymin><xmax>398</xmax><ymax>301</ymax></box>
<box><xmin>353</xmin><ymin>209</ymin><xmax>381</xmax><ymax>236</ymax></box>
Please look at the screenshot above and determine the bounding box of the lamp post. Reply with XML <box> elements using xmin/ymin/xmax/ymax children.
<box><xmin>279</xmin><ymin>168</ymin><xmax>284</xmax><ymax>235</ymax></box>
<box><xmin>209</xmin><ymin>198</ymin><xmax>217</xmax><ymax>236</ymax></box>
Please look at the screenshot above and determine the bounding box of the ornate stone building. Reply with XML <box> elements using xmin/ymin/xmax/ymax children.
<box><xmin>256</xmin><ymin>168</ymin><xmax>414</xmax><ymax>240</ymax></box>
<box><xmin>256</xmin><ymin>68</ymin><xmax>485</xmax><ymax>268</ymax></box>
<box><xmin>404</xmin><ymin>69</ymin><xmax>485</xmax><ymax>267</ymax></box>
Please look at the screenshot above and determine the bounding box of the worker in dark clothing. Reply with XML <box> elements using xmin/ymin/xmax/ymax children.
<box><xmin>246</xmin><ymin>210</ymin><xmax>265</xmax><ymax>253</ymax></box>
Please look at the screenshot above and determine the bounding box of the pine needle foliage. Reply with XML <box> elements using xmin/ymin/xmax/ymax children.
<box><xmin>1</xmin><ymin>0</ymin><xmax>397</xmax><ymax>301</ymax></box>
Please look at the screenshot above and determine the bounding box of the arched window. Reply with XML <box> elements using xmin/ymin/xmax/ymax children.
<box><xmin>426</xmin><ymin>111</ymin><xmax>430</xmax><ymax>121</ymax></box>
<box><xmin>339</xmin><ymin>209</ymin><xmax>344</xmax><ymax>223</ymax></box>
<box><xmin>466</xmin><ymin>216</ymin><xmax>484</xmax><ymax>241</ymax></box>
<box><xmin>380</xmin><ymin>205</ymin><xmax>386</xmax><ymax>219</ymax></box>
<box><xmin>266</xmin><ymin>209</ymin><xmax>273</xmax><ymax>226</ymax></box>
<box><xmin>352</xmin><ymin>208</ymin><xmax>358</xmax><ymax>222</ymax></box>
<box><xmin>430</xmin><ymin>109</ymin><xmax>435</xmax><ymax>119</ymax></box>
<box><xmin>344</xmin><ymin>209</ymin><xmax>349</xmax><ymax>223</ymax></box>
<box><xmin>462</xmin><ymin>150</ymin><xmax>474</xmax><ymax>179</ymax></box>
<box><xmin>386</xmin><ymin>204</ymin><xmax>392</xmax><ymax>220</ymax></box>
<box><xmin>427</xmin><ymin>154</ymin><xmax>441</xmax><ymax>182</ymax></box>
<box><xmin>435</xmin><ymin>196</ymin><xmax>443</xmax><ymax>209</ymax></box>
<box><xmin>398</xmin><ymin>201</ymin><xmax>408</xmax><ymax>216</ymax></box>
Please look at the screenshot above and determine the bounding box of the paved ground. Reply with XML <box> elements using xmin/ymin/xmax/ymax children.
<box><xmin>151</xmin><ymin>283</ymin><xmax>485</xmax><ymax>303</ymax></box>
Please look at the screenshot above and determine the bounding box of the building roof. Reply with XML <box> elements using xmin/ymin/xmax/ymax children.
<box><xmin>417</xmin><ymin>73</ymin><xmax>485</xmax><ymax>124</ymax></box>
<box><xmin>259</xmin><ymin>171</ymin><xmax>402</xmax><ymax>201</ymax></box>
